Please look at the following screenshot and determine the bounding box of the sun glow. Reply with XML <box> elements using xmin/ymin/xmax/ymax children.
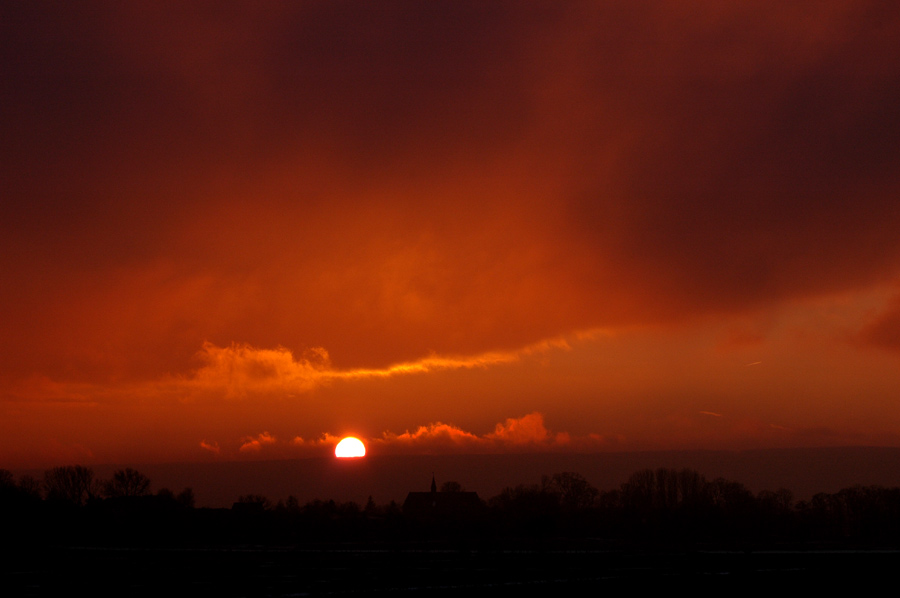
<box><xmin>335</xmin><ymin>436</ymin><xmax>366</xmax><ymax>458</ymax></box>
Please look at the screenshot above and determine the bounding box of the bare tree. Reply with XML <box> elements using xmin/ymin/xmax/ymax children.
<box><xmin>44</xmin><ymin>465</ymin><xmax>97</xmax><ymax>506</ymax></box>
<box><xmin>17</xmin><ymin>475</ymin><xmax>43</xmax><ymax>500</ymax></box>
<box><xmin>236</xmin><ymin>494</ymin><xmax>270</xmax><ymax>510</ymax></box>
<box><xmin>440</xmin><ymin>481</ymin><xmax>464</xmax><ymax>492</ymax></box>
<box><xmin>176</xmin><ymin>487</ymin><xmax>195</xmax><ymax>508</ymax></box>
<box><xmin>621</xmin><ymin>468</ymin><xmax>714</xmax><ymax>511</ymax></box>
<box><xmin>103</xmin><ymin>468</ymin><xmax>151</xmax><ymax>498</ymax></box>
<box><xmin>0</xmin><ymin>470</ymin><xmax>42</xmax><ymax>506</ymax></box>
<box><xmin>544</xmin><ymin>472</ymin><xmax>598</xmax><ymax>510</ymax></box>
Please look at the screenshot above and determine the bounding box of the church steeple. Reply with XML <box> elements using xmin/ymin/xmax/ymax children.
<box><xmin>431</xmin><ymin>473</ymin><xmax>437</xmax><ymax>493</ymax></box>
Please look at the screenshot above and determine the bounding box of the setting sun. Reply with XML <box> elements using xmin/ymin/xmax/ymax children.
<box><xmin>3</xmin><ymin>3</ymin><xmax>900</xmax><ymax>498</ymax></box>
<box><xmin>335</xmin><ymin>437</ymin><xmax>366</xmax><ymax>458</ymax></box>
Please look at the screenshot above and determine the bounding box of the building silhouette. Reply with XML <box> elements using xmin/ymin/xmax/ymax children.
<box><xmin>402</xmin><ymin>474</ymin><xmax>483</xmax><ymax>524</ymax></box>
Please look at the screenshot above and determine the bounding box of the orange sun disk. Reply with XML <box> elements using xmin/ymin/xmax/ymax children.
<box><xmin>335</xmin><ymin>436</ymin><xmax>366</xmax><ymax>458</ymax></box>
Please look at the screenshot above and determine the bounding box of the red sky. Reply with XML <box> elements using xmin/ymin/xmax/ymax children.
<box><xmin>3</xmin><ymin>1</ymin><xmax>900</xmax><ymax>469</ymax></box>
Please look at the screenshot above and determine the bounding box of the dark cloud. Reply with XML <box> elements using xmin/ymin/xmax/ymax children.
<box><xmin>860</xmin><ymin>294</ymin><xmax>900</xmax><ymax>351</ymax></box>
<box><xmin>3</xmin><ymin>1</ymin><xmax>900</xmax><ymax>380</ymax></box>
<box><xmin>562</xmin><ymin>1</ymin><xmax>900</xmax><ymax>315</ymax></box>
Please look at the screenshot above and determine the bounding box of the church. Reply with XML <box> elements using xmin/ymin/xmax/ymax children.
<box><xmin>402</xmin><ymin>475</ymin><xmax>484</xmax><ymax>523</ymax></box>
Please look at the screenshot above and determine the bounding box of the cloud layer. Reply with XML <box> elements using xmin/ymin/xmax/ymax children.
<box><xmin>210</xmin><ymin>412</ymin><xmax>604</xmax><ymax>459</ymax></box>
<box><xmin>176</xmin><ymin>337</ymin><xmax>574</xmax><ymax>399</ymax></box>
<box><xmin>3</xmin><ymin>2</ymin><xmax>900</xmax><ymax>382</ymax></box>
<box><xmin>2</xmin><ymin>3</ymin><xmax>900</xmax><ymax>466</ymax></box>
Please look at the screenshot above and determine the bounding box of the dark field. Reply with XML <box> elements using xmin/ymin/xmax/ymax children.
<box><xmin>5</xmin><ymin>451</ymin><xmax>900</xmax><ymax>595</ymax></box>
<box><xmin>6</xmin><ymin>543</ymin><xmax>898</xmax><ymax>596</ymax></box>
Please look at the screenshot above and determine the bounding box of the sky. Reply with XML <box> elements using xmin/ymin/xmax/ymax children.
<box><xmin>3</xmin><ymin>1</ymin><xmax>900</xmax><ymax>469</ymax></box>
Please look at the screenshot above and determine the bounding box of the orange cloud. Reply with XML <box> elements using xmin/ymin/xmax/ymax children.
<box><xmin>374</xmin><ymin>412</ymin><xmax>604</xmax><ymax>454</ymax></box>
<box><xmin>238</xmin><ymin>431</ymin><xmax>277</xmax><ymax>453</ymax></box>
<box><xmin>5</xmin><ymin>4</ymin><xmax>900</xmax><ymax>470</ymax></box>
<box><xmin>485</xmin><ymin>412</ymin><xmax>551</xmax><ymax>444</ymax></box>
<box><xmin>290</xmin><ymin>433</ymin><xmax>342</xmax><ymax>448</ymax></box>
<box><xmin>379</xmin><ymin>422</ymin><xmax>482</xmax><ymax>451</ymax></box>
<box><xmin>165</xmin><ymin>335</ymin><xmax>578</xmax><ymax>400</ymax></box>
<box><xmin>3</xmin><ymin>334</ymin><xmax>585</xmax><ymax>406</ymax></box>
<box><xmin>199</xmin><ymin>440</ymin><xmax>220</xmax><ymax>454</ymax></box>
<box><xmin>338</xmin><ymin>336</ymin><xmax>573</xmax><ymax>380</ymax></box>
<box><xmin>198</xmin><ymin>413</ymin><xmax>610</xmax><ymax>459</ymax></box>
<box><xmin>859</xmin><ymin>292</ymin><xmax>900</xmax><ymax>351</ymax></box>
<box><xmin>188</xmin><ymin>343</ymin><xmax>329</xmax><ymax>399</ymax></box>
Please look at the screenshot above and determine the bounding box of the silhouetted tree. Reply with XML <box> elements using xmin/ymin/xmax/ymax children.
<box><xmin>755</xmin><ymin>487</ymin><xmax>796</xmax><ymax>540</ymax></box>
<box><xmin>17</xmin><ymin>475</ymin><xmax>42</xmax><ymax>500</ymax></box>
<box><xmin>675</xmin><ymin>468</ymin><xmax>708</xmax><ymax>507</ymax></box>
<box><xmin>0</xmin><ymin>471</ymin><xmax>43</xmax><ymax>513</ymax></box>
<box><xmin>811</xmin><ymin>485</ymin><xmax>900</xmax><ymax>540</ymax></box>
<box><xmin>364</xmin><ymin>495</ymin><xmax>378</xmax><ymax>514</ymax></box>
<box><xmin>440</xmin><ymin>481</ymin><xmax>464</xmax><ymax>492</ymax></box>
<box><xmin>44</xmin><ymin>465</ymin><xmax>97</xmax><ymax>506</ymax></box>
<box><xmin>236</xmin><ymin>494</ymin><xmax>271</xmax><ymax>510</ymax></box>
<box><xmin>176</xmin><ymin>487</ymin><xmax>195</xmax><ymax>508</ymax></box>
<box><xmin>489</xmin><ymin>483</ymin><xmax>560</xmax><ymax>535</ymax></box>
<box><xmin>543</xmin><ymin>472</ymin><xmax>598</xmax><ymax>510</ymax></box>
<box><xmin>708</xmin><ymin>477</ymin><xmax>753</xmax><ymax>511</ymax></box>
<box><xmin>757</xmin><ymin>488</ymin><xmax>793</xmax><ymax>514</ymax></box>
<box><xmin>0</xmin><ymin>469</ymin><xmax>18</xmax><ymax>505</ymax></box>
<box><xmin>620</xmin><ymin>468</ymin><xmax>716</xmax><ymax>512</ymax></box>
<box><xmin>283</xmin><ymin>495</ymin><xmax>301</xmax><ymax>513</ymax></box>
<box><xmin>385</xmin><ymin>500</ymin><xmax>402</xmax><ymax>519</ymax></box>
<box><xmin>103</xmin><ymin>467</ymin><xmax>151</xmax><ymax>498</ymax></box>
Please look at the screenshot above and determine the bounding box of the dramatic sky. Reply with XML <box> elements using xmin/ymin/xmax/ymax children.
<box><xmin>3</xmin><ymin>1</ymin><xmax>900</xmax><ymax>468</ymax></box>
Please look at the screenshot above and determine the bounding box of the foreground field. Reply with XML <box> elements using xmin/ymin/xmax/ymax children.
<box><xmin>6</xmin><ymin>543</ymin><xmax>899</xmax><ymax>596</ymax></box>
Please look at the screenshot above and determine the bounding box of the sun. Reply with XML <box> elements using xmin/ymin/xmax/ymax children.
<box><xmin>335</xmin><ymin>436</ymin><xmax>366</xmax><ymax>458</ymax></box>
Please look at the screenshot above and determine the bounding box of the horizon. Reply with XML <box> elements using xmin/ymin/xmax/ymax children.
<box><xmin>3</xmin><ymin>3</ymin><xmax>900</xmax><ymax>471</ymax></box>
<box><xmin>13</xmin><ymin>446</ymin><xmax>900</xmax><ymax>509</ymax></box>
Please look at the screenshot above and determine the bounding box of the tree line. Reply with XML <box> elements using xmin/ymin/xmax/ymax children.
<box><xmin>2</xmin><ymin>465</ymin><xmax>899</xmax><ymax>546</ymax></box>
<box><xmin>1</xmin><ymin>465</ymin><xmax>193</xmax><ymax>507</ymax></box>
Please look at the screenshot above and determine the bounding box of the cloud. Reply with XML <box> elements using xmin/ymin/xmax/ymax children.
<box><xmin>238</xmin><ymin>432</ymin><xmax>277</xmax><ymax>453</ymax></box>
<box><xmin>290</xmin><ymin>433</ymin><xmax>342</xmax><ymax>448</ymax></box>
<box><xmin>199</xmin><ymin>440</ymin><xmax>220</xmax><ymax>455</ymax></box>
<box><xmin>859</xmin><ymin>293</ymin><xmax>900</xmax><ymax>351</ymax></box>
<box><xmin>374</xmin><ymin>412</ymin><xmax>601</xmax><ymax>454</ymax></box>
<box><xmin>5</xmin><ymin>376</ymin><xmax>99</xmax><ymax>405</ymax></box>
<box><xmin>556</xmin><ymin>1</ymin><xmax>900</xmax><ymax>320</ymax></box>
<box><xmin>172</xmin><ymin>336</ymin><xmax>574</xmax><ymax>399</ymax></box>
<box><xmin>5</xmin><ymin>2</ymin><xmax>900</xmax><ymax>388</ymax></box>
<box><xmin>188</xmin><ymin>343</ymin><xmax>330</xmax><ymax>398</ymax></box>
<box><xmin>485</xmin><ymin>412</ymin><xmax>550</xmax><ymax>444</ymax></box>
<box><xmin>336</xmin><ymin>336</ymin><xmax>572</xmax><ymax>379</ymax></box>
<box><xmin>3</xmin><ymin>3</ymin><xmax>900</xmax><ymax>466</ymax></box>
<box><xmin>379</xmin><ymin>423</ymin><xmax>483</xmax><ymax>451</ymax></box>
<box><xmin>0</xmin><ymin>331</ymin><xmax>582</xmax><ymax>414</ymax></box>
<box><xmin>195</xmin><ymin>413</ymin><xmax>609</xmax><ymax>459</ymax></box>
<box><xmin>191</xmin><ymin>414</ymin><xmax>585</xmax><ymax>459</ymax></box>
